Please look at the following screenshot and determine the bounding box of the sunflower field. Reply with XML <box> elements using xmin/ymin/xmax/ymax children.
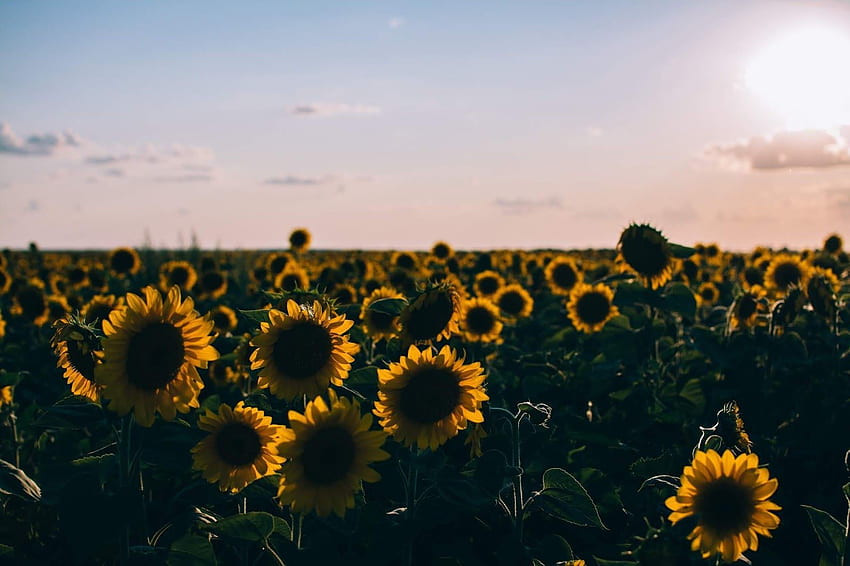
<box><xmin>0</xmin><ymin>225</ymin><xmax>848</xmax><ymax>566</ymax></box>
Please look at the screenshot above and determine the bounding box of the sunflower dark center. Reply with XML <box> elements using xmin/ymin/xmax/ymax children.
<box><xmin>772</xmin><ymin>262</ymin><xmax>801</xmax><ymax>289</ymax></box>
<box><xmin>88</xmin><ymin>270</ymin><xmax>106</xmax><ymax>289</ymax></box>
<box><xmin>290</xmin><ymin>231</ymin><xmax>309</xmax><ymax>248</ymax></box>
<box><xmin>66</xmin><ymin>340</ymin><xmax>97</xmax><ymax>382</ymax></box>
<box><xmin>620</xmin><ymin>233</ymin><xmax>669</xmax><ymax>276</ymax></box>
<box><xmin>395</xmin><ymin>254</ymin><xmax>416</xmax><ymax>270</ymax></box>
<box><xmin>575</xmin><ymin>292</ymin><xmax>610</xmax><ymax>324</ymax></box>
<box><xmin>332</xmin><ymin>287</ymin><xmax>355</xmax><ymax>304</ymax></box>
<box><xmin>269</xmin><ymin>256</ymin><xmax>289</xmax><ymax>275</ymax></box>
<box><xmin>700</xmin><ymin>287</ymin><xmax>716</xmax><ymax>301</ymax></box>
<box><xmin>301</xmin><ymin>426</ymin><xmax>356</xmax><ymax>485</ymax></box>
<box><xmin>552</xmin><ymin>263</ymin><xmax>578</xmax><ymax>290</ymax></box>
<box><xmin>280</xmin><ymin>274</ymin><xmax>303</xmax><ymax>291</ymax></box>
<box><xmin>399</xmin><ymin>367</ymin><xmax>461</xmax><ymax>424</ymax></box>
<box><xmin>466</xmin><ymin>306</ymin><xmax>495</xmax><ymax>334</ymax></box>
<box><xmin>477</xmin><ymin>276</ymin><xmax>499</xmax><ymax>295</ymax></box>
<box><xmin>170</xmin><ymin>266</ymin><xmax>190</xmax><ymax>287</ymax></box>
<box><xmin>744</xmin><ymin>266</ymin><xmax>764</xmax><ymax>286</ymax></box>
<box><xmin>693</xmin><ymin>476</ymin><xmax>755</xmax><ymax>536</ymax></box>
<box><xmin>110</xmin><ymin>250</ymin><xmax>136</xmax><ymax>273</ymax></box>
<box><xmin>215</xmin><ymin>422</ymin><xmax>262</xmax><ymax>467</ymax></box>
<box><xmin>433</xmin><ymin>244</ymin><xmax>450</xmax><ymax>259</ymax></box>
<box><xmin>212</xmin><ymin>311</ymin><xmax>233</xmax><ymax>330</ymax></box>
<box><xmin>68</xmin><ymin>267</ymin><xmax>87</xmax><ymax>284</ymax></box>
<box><xmin>17</xmin><ymin>286</ymin><xmax>46</xmax><ymax>318</ymax></box>
<box><xmin>125</xmin><ymin>322</ymin><xmax>186</xmax><ymax>391</ymax></box>
<box><xmin>404</xmin><ymin>291</ymin><xmax>454</xmax><ymax>341</ymax></box>
<box><xmin>498</xmin><ymin>291</ymin><xmax>526</xmax><ymax>316</ymax></box>
<box><xmin>271</xmin><ymin>321</ymin><xmax>333</xmax><ymax>379</ymax></box>
<box><xmin>201</xmin><ymin>271</ymin><xmax>225</xmax><ymax>291</ymax></box>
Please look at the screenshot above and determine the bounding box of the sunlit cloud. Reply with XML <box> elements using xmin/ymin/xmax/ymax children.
<box><xmin>263</xmin><ymin>175</ymin><xmax>334</xmax><ymax>186</ymax></box>
<box><xmin>287</xmin><ymin>103</ymin><xmax>382</xmax><ymax>117</ymax></box>
<box><xmin>493</xmin><ymin>196</ymin><xmax>563</xmax><ymax>215</ymax></box>
<box><xmin>85</xmin><ymin>144</ymin><xmax>214</xmax><ymax>166</ymax></box>
<box><xmin>704</xmin><ymin>128</ymin><xmax>850</xmax><ymax>171</ymax></box>
<box><xmin>0</xmin><ymin>122</ymin><xmax>84</xmax><ymax>156</ymax></box>
<box><xmin>152</xmin><ymin>174</ymin><xmax>213</xmax><ymax>183</ymax></box>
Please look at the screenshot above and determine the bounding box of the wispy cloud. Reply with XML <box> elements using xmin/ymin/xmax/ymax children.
<box><xmin>493</xmin><ymin>196</ymin><xmax>563</xmax><ymax>215</ymax></box>
<box><xmin>153</xmin><ymin>174</ymin><xmax>214</xmax><ymax>183</ymax></box>
<box><xmin>388</xmin><ymin>17</ymin><xmax>405</xmax><ymax>29</ymax></box>
<box><xmin>0</xmin><ymin>122</ymin><xmax>84</xmax><ymax>156</ymax></box>
<box><xmin>263</xmin><ymin>175</ymin><xmax>337</xmax><ymax>186</ymax></box>
<box><xmin>287</xmin><ymin>103</ymin><xmax>381</xmax><ymax>117</ymax></box>
<box><xmin>704</xmin><ymin>127</ymin><xmax>850</xmax><ymax>171</ymax></box>
<box><xmin>85</xmin><ymin>144</ymin><xmax>214</xmax><ymax>166</ymax></box>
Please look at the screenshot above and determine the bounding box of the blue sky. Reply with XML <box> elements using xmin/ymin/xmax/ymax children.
<box><xmin>1</xmin><ymin>1</ymin><xmax>849</xmax><ymax>250</ymax></box>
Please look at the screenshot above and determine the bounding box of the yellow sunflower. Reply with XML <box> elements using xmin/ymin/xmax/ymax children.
<box><xmin>666</xmin><ymin>450</ymin><xmax>781</xmax><ymax>563</ymax></box>
<box><xmin>0</xmin><ymin>312</ymin><xmax>5</xmax><ymax>340</ymax></box>
<box><xmin>696</xmin><ymin>282</ymin><xmax>720</xmax><ymax>308</ymax></box>
<box><xmin>51</xmin><ymin>316</ymin><xmax>103</xmax><ymax>402</ymax></box>
<box><xmin>473</xmin><ymin>270</ymin><xmax>505</xmax><ymax>298</ymax></box>
<box><xmin>289</xmin><ymin>227</ymin><xmax>312</xmax><ymax>253</ymax></box>
<box><xmin>82</xmin><ymin>294</ymin><xmax>124</xmax><ymax>330</ymax></box>
<box><xmin>545</xmin><ymin>256</ymin><xmax>583</xmax><ymax>295</ymax></box>
<box><xmin>493</xmin><ymin>284</ymin><xmax>534</xmax><ymax>319</ymax></box>
<box><xmin>430</xmin><ymin>241</ymin><xmax>454</xmax><ymax>261</ymax></box>
<box><xmin>107</xmin><ymin>246</ymin><xmax>142</xmax><ymax>277</ymax></box>
<box><xmin>96</xmin><ymin>286</ymin><xmax>220</xmax><ymax>427</ymax></box>
<box><xmin>374</xmin><ymin>345</ymin><xmax>489</xmax><ymax>451</ymax></box>
<box><xmin>360</xmin><ymin>286</ymin><xmax>404</xmax><ymax>342</ymax></box>
<box><xmin>159</xmin><ymin>260</ymin><xmax>198</xmax><ymax>292</ymax></box>
<box><xmin>191</xmin><ymin>402</ymin><xmax>285</xmax><ymax>493</ymax></box>
<box><xmin>764</xmin><ymin>253</ymin><xmax>811</xmax><ymax>296</ymax></box>
<box><xmin>250</xmin><ymin>300</ymin><xmax>359</xmax><ymax>400</ymax></box>
<box><xmin>391</xmin><ymin>251</ymin><xmax>420</xmax><ymax>272</ymax></box>
<box><xmin>11</xmin><ymin>279</ymin><xmax>50</xmax><ymax>326</ymax></box>
<box><xmin>264</xmin><ymin>252</ymin><xmax>294</xmax><ymax>278</ymax></box>
<box><xmin>566</xmin><ymin>282</ymin><xmax>619</xmax><ymax>333</ymax></box>
<box><xmin>617</xmin><ymin>223</ymin><xmax>676</xmax><ymax>289</ymax></box>
<box><xmin>0</xmin><ymin>268</ymin><xmax>11</xmax><ymax>295</ymax></box>
<box><xmin>729</xmin><ymin>286</ymin><xmax>766</xmax><ymax>331</ymax></box>
<box><xmin>0</xmin><ymin>385</ymin><xmax>12</xmax><ymax>408</ymax></box>
<box><xmin>274</xmin><ymin>263</ymin><xmax>310</xmax><ymax>292</ymax></box>
<box><xmin>399</xmin><ymin>282</ymin><xmax>462</xmax><ymax>343</ymax></box>
<box><xmin>197</xmin><ymin>269</ymin><xmax>228</xmax><ymax>300</ymax></box>
<box><xmin>277</xmin><ymin>390</ymin><xmax>389</xmax><ymax>517</ymax></box>
<box><xmin>807</xmin><ymin>266</ymin><xmax>841</xmax><ymax>319</ymax></box>
<box><xmin>209</xmin><ymin>304</ymin><xmax>238</xmax><ymax>335</ymax></box>
<box><xmin>460</xmin><ymin>297</ymin><xmax>503</xmax><ymax>343</ymax></box>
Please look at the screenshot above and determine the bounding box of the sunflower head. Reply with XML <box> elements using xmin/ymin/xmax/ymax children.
<box><xmin>274</xmin><ymin>264</ymin><xmax>310</xmax><ymax>292</ymax></box>
<box><xmin>545</xmin><ymin>256</ymin><xmax>582</xmax><ymax>295</ymax></box>
<box><xmin>391</xmin><ymin>251</ymin><xmax>419</xmax><ymax>272</ymax></box>
<box><xmin>374</xmin><ymin>345</ymin><xmax>489</xmax><ymax>450</ymax></box>
<box><xmin>289</xmin><ymin>228</ymin><xmax>312</xmax><ymax>253</ymax></box>
<box><xmin>696</xmin><ymin>282</ymin><xmax>720</xmax><ymax>307</ymax></box>
<box><xmin>108</xmin><ymin>247</ymin><xmax>142</xmax><ymax>277</ymax></box>
<box><xmin>11</xmin><ymin>279</ymin><xmax>49</xmax><ymax>326</ymax></box>
<box><xmin>51</xmin><ymin>314</ymin><xmax>104</xmax><ymax>402</ymax></box>
<box><xmin>666</xmin><ymin>450</ymin><xmax>780</xmax><ymax>563</ymax></box>
<box><xmin>265</xmin><ymin>252</ymin><xmax>294</xmax><ymax>276</ymax></box>
<box><xmin>431</xmin><ymin>241</ymin><xmax>454</xmax><ymax>261</ymax></box>
<box><xmin>360</xmin><ymin>286</ymin><xmax>404</xmax><ymax>343</ymax></box>
<box><xmin>824</xmin><ymin>233</ymin><xmax>843</xmax><ymax>254</ymax></box>
<box><xmin>807</xmin><ymin>267</ymin><xmax>840</xmax><ymax>320</ymax></box>
<box><xmin>493</xmin><ymin>283</ymin><xmax>534</xmax><ymax>320</ymax></box>
<box><xmin>0</xmin><ymin>268</ymin><xmax>11</xmax><ymax>295</ymax></box>
<box><xmin>160</xmin><ymin>260</ymin><xmax>198</xmax><ymax>292</ymax></box>
<box><xmin>82</xmin><ymin>294</ymin><xmax>124</xmax><ymax>330</ymax></box>
<box><xmin>764</xmin><ymin>253</ymin><xmax>811</xmax><ymax>296</ymax></box>
<box><xmin>566</xmin><ymin>282</ymin><xmax>620</xmax><ymax>333</ymax></box>
<box><xmin>209</xmin><ymin>305</ymin><xmax>238</xmax><ymax>335</ymax></box>
<box><xmin>197</xmin><ymin>269</ymin><xmax>228</xmax><ymax>300</ymax></box>
<box><xmin>460</xmin><ymin>297</ymin><xmax>503</xmax><ymax>343</ymax></box>
<box><xmin>399</xmin><ymin>282</ymin><xmax>462</xmax><ymax>344</ymax></box>
<box><xmin>729</xmin><ymin>286</ymin><xmax>766</xmax><ymax>331</ymax></box>
<box><xmin>617</xmin><ymin>223</ymin><xmax>675</xmax><ymax>289</ymax></box>
<box><xmin>714</xmin><ymin>401</ymin><xmax>753</xmax><ymax>455</ymax></box>
<box><xmin>277</xmin><ymin>390</ymin><xmax>389</xmax><ymax>518</ymax></box>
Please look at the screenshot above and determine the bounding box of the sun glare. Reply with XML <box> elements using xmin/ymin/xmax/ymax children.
<box><xmin>745</xmin><ymin>26</ymin><xmax>850</xmax><ymax>130</ymax></box>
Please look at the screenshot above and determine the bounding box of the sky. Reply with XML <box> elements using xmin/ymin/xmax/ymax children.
<box><xmin>1</xmin><ymin>0</ymin><xmax>849</xmax><ymax>251</ymax></box>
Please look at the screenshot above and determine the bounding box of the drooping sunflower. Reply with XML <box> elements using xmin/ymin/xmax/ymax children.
<box><xmin>96</xmin><ymin>286</ymin><xmax>220</xmax><ymax>427</ymax></box>
<box><xmin>197</xmin><ymin>269</ymin><xmax>228</xmax><ymax>300</ymax></box>
<box><xmin>374</xmin><ymin>345</ymin><xmax>489</xmax><ymax>450</ymax></box>
<box><xmin>729</xmin><ymin>286</ymin><xmax>766</xmax><ymax>331</ymax></box>
<box><xmin>159</xmin><ymin>260</ymin><xmax>198</xmax><ymax>292</ymax></box>
<box><xmin>277</xmin><ymin>390</ymin><xmax>389</xmax><ymax>518</ymax></box>
<box><xmin>191</xmin><ymin>402</ymin><xmax>285</xmax><ymax>493</ymax></box>
<box><xmin>493</xmin><ymin>284</ymin><xmax>534</xmax><ymax>319</ymax></box>
<box><xmin>399</xmin><ymin>282</ymin><xmax>462</xmax><ymax>343</ymax></box>
<box><xmin>666</xmin><ymin>450</ymin><xmax>780</xmax><ymax>563</ymax></box>
<box><xmin>460</xmin><ymin>297</ymin><xmax>503</xmax><ymax>343</ymax></box>
<box><xmin>764</xmin><ymin>253</ymin><xmax>811</xmax><ymax>296</ymax></box>
<box><xmin>51</xmin><ymin>316</ymin><xmax>103</xmax><ymax>402</ymax></box>
<box><xmin>289</xmin><ymin>228</ymin><xmax>312</xmax><ymax>253</ymax></box>
<box><xmin>360</xmin><ymin>286</ymin><xmax>404</xmax><ymax>342</ymax></box>
<box><xmin>274</xmin><ymin>263</ymin><xmax>310</xmax><ymax>292</ymax></box>
<box><xmin>473</xmin><ymin>270</ymin><xmax>505</xmax><ymax>298</ymax></box>
<box><xmin>108</xmin><ymin>246</ymin><xmax>142</xmax><ymax>277</ymax></box>
<box><xmin>617</xmin><ymin>223</ymin><xmax>676</xmax><ymax>289</ymax></box>
<box><xmin>250</xmin><ymin>300</ymin><xmax>359</xmax><ymax>400</ymax></box>
<box><xmin>566</xmin><ymin>282</ymin><xmax>620</xmax><ymax>333</ymax></box>
<box><xmin>209</xmin><ymin>304</ymin><xmax>238</xmax><ymax>335</ymax></box>
<box><xmin>545</xmin><ymin>256</ymin><xmax>583</xmax><ymax>295</ymax></box>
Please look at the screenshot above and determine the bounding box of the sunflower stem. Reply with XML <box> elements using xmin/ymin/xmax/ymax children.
<box><xmin>292</xmin><ymin>512</ymin><xmax>303</xmax><ymax>550</ymax></box>
<box><xmin>510</xmin><ymin>412</ymin><xmax>525</xmax><ymax>543</ymax></box>
<box><xmin>118</xmin><ymin>414</ymin><xmax>133</xmax><ymax>566</ymax></box>
<box><xmin>8</xmin><ymin>410</ymin><xmax>21</xmax><ymax>469</ymax></box>
<box><xmin>406</xmin><ymin>448</ymin><xmax>419</xmax><ymax>566</ymax></box>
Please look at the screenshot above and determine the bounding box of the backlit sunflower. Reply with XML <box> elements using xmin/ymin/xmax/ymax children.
<box><xmin>250</xmin><ymin>300</ymin><xmax>359</xmax><ymax>400</ymax></box>
<box><xmin>764</xmin><ymin>253</ymin><xmax>811</xmax><ymax>296</ymax></box>
<box><xmin>277</xmin><ymin>390</ymin><xmax>389</xmax><ymax>518</ymax></box>
<box><xmin>108</xmin><ymin>246</ymin><xmax>142</xmax><ymax>277</ymax></box>
<box><xmin>51</xmin><ymin>316</ymin><xmax>103</xmax><ymax>402</ymax></box>
<box><xmin>473</xmin><ymin>270</ymin><xmax>505</xmax><ymax>298</ymax></box>
<box><xmin>360</xmin><ymin>286</ymin><xmax>404</xmax><ymax>342</ymax></box>
<box><xmin>715</xmin><ymin>401</ymin><xmax>753</xmax><ymax>455</ymax></box>
<box><xmin>96</xmin><ymin>286</ymin><xmax>220</xmax><ymax>427</ymax></box>
<box><xmin>566</xmin><ymin>282</ymin><xmax>619</xmax><ymax>333</ymax></box>
<box><xmin>191</xmin><ymin>401</ymin><xmax>285</xmax><ymax>493</ymax></box>
<box><xmin>617</xmin><ymin>223</ymin><xmax>675</xmax><ymax>289</ymax></box>
<box><xmin>209</xmin><ymin>304</ymin><xmax>238</xmax><ymax>335</ymax></box>
<box><xmin>460</xmin><ymin>297</ymin><xmax>503</xmax><ymax>343</ymax></box>
<box><xmin>374</xmin><ymin>345</ymin><xmax>489</xmax><ymax>450</ymax></box>
<box><xmin>545</xmin><ymin>256</ymin><xmax>582</xmax><ymax>295</ymax></box>
<box><xmin>399</xmin><ymin>282</ymin><xmax>462</xmax><ymax>343</ymax></box>
<box><xmin>666</xmin><ymin>450</ymin><xmax>780</xmax><ymax>563</ymax></box>
<box><xmin>493</xmin><ymin>284</ymin><xmax>534</xmax><ymax>319</ymax></box>
<box><xmin>729</xmin><ymin>286</ymin><xmax>766</xmax><ymax>331</ymax></box>
<box><xmin>289</xmin><ymin>228</ymin><xmax>312</xmax><ymax>253</ymax></box>
<box><xmin>159</xmin><ymin>260</ymin><xmax>198</xmax><ymax>292</ymax></box>
<box><xmin>274</xmin><ymin>264</ymin><xmax>310</xmax><ymax>292</ymax></box>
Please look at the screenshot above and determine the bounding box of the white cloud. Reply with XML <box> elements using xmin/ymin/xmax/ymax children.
<box><xmin>493</xmin><ymin>196</ymin><xmax>563</xmax><ymax>215</ymax></box>
<box><xmin>0</xmin><ymin>122</ymin><xmax>84</xmax><ymax>156</ymax></box>
<box><xmin>287</xmin><ymin>103</ymin><xmax>381</xmax><ymax>117</ymax></box>
<box><xmin>704</xmin><ymin>127</ymin><xmax>850</xmax><ymax>171</ymax></box>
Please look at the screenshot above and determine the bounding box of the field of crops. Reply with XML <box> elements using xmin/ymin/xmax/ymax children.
<box><xmin>0</xmin><ymin>224</ymin><xmax>848</xmax><ymax>566</ymax></box>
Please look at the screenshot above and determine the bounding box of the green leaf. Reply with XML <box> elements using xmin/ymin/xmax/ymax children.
<box><xmin>532</xmin><ymin>534</ymin><xmax>574</xmax><ymax>563</ymax></box>
<box><xmin>802</xmin><ymin>505</ymin><xmax>845</xmax><ymax>566</ymax></box>
<box><xmin>532</xmin><ymin>468</ymin><xmax>606</xmax><ymax>529</ymax></box>
<box><xmin>0</xmin><ymin>371</ymin><xmax>25</xmax><ymax>388</ymax></box>
<box><xmin>34</xmin><ymin>395</ymin><xmax>104</xmax><ymax>430</ymax></box>
<box><xmin>238</xmin><ymin>309</ymin><xmax>270</xmax><ymax>324</ymax></box>
<box><xmin>0</xmin><ymin>459</ymin><xmax>41</xmax><ymax>502</ymax></box>
<box><xmin>167</xmin><ymin>534</ymin><xmax>217</xmax><ymax>566</ymax></box>
<box><xmin>203</xmin><ymin>512</ymin><xmax>290</xmax><ymax>542</ymax></box>
<box><xmin>669</xmin><ymin>243</ymin><xmax>696</xmax><ymax>259</ymax></box>
<box><xmin>347</xmin><ymin>366</ymin><xmax>379</xmax><ymax>386</ymax></box>
<box><xmin>678</xmin><ymin>378</ymin><xmax>705</xmax><ymax>412</ymax></box>
<box><xmin>593</xmin><ymin>558</ymin><xmax>639</xmax><ymax>566</ymax></box>
<box><xmin>662</xmin><ymin>283</ymin><xmax>696</xmax><ymax>320</ymax></box>
<box><xmin>367</xmin><ymin>297</ymin><xmax>408</xmax><ymax>316</ymax></box>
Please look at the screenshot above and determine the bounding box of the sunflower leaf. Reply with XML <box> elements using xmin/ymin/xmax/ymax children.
<box><xmin>593</xmin><ymin>558</ymin><xmax>639</xmax><ymax>566</ymax></box>
<box><xmin>669</xmin><ymin>243</ymin><xmax>696</xmax><ymax>259</ymax></box>
<box><xmin>367</xmin><ymin>298</ymin><xmax>408</xmax><ymax>316</ymax></box>
<box><xmin>0</xmin><ymin>459</ymin><xmax>41</xmax><ymax>502</ymax></box>
<box><xmin>347</xmin><ymin>366</ymin><xmax>379</xmax><ymax>386</ymax></box>
<box><xmin>167</xmin><ymin>533</ymin><xmax>217</xmax><ymax>566</ymax></box>
<box><xmin>532</xmin><ymin>468</ymin><xmax>606</xmax><ymax>529</ymax></box>
<box><xmin>638</xmin><ymin>474</ymin><xmax>681</xmax><ymax>492</ymax></box>
<box><xmin>802</xmin><ymin>505</ymin><xmax>845</xmax><ymax>566</ymax></box>
<box><xmin>203</xmin><ymin>511</ymin><xmax>288</xmax><ymax>542</ymax></box>
<box><xmin>238</xmin><ymin>309</ymin><xmax>270</xmax><ymax>324</ymax></box>
<box><xmin>0</xmin><ymin>370</ymin><xmax>25</xmax><ymax>388</ymax></box>
<box><xmin>662</xmin><ymin>283</ymin><xmax>697</xmax><ymax>320</ymax></box>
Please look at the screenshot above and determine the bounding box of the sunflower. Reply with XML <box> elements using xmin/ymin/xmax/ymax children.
<box><xmin>277</xmin><ymin>390</ymin><xmax>389</xmax><ymax>518</ymax></box>
<box><xmin>46</xmin><ymin>294</ymin><xmax>71</xmax><ymax>324</ymax></box>
<box><xmin>399</xmin><ymin>282</ymin><xmax>462</xmax><ymax>343</ymax></box>
<box><xmin>51</xmin><ymin>316</ymin><xmax>103</xmax><ymax>402</ymax></box>
<box><xmin>823</xmin><ymin>233</ymin><xmax>843</xmax><ymax>254</ymax></box>
<box><xmin>108</xmin><ymin>246</ymin><xmax>142</xmax><ymax>277</ymax></box>
<box><xmin>764</xmin><ymin>253</ymin><xmax>811</xmax><ymax>296</ymax></box>
<box><xmin>666</xmin><ymin>450</ymin><xmax>780</xmax><ymax>563</ymax></box>
<box><xmin>95</xmin><ymin>286</ymin><xmax>220</xmax><ymax>427</ymax></box>
<box><xmin>729</xmin><ymin>286</ymin><xmax>766</xmax><ymax>331</ymax></box>
<box><xmin>431</xmin><ymin>241</ymin><xmax>454</xmax><ymax>261</ymax></box>
<box><xmin>493</xmin><ymin>284</ymin><xmax>534</xmax><ymax>319</ymax></box>
<box><xmin>11</xmin><ymin>279</ymin><xmax>49</xmax><ymax>326</ymax></box>
<box><xmin>715</xmin><ymin>401</ymin><xmax>753</xmax><ymax>455</ymax></box>
<box><xmin>696</xmin><ymin>282</ymin><xmax>720</xmax><ymax>308</ymax></box>
<box><xmin>617</xmin><ymin>223</ymin><xmax>675</xmax><ymax>289</ymax></box>
<box><xmin>566</xmin><ymin>282</ymin><xmax>619</xmax><ymax>333</ymax></box>
<box><xmin>360</xmin><ymin>286</ymin><xmax>404</xmax><ymax>343</ymax></box>
<box><xmin>250</xmin><ymin>300</ymin><xmax>359</xmax><ymax>400</ymax></box>
<box><xmin>460</xmin><ymin>297</ymin><xmax>503</xmax><ymax>343</ymax></box>
<box><xmin>330</xmin><ymin>283</ymin><xmax>358</xmax><ymax>305</ymax></box>
<box><xmin>391</xmin><ymin>251</ymin><xmax>419</xmax><ymax>272</ymax></box>
<box><xmin>274</xmin><ymin>263</ymin><xmax>310</xmax><ymax>292</ymax></box>
<box><xmin>191</xmin><ymin>402</ymin><xmax>285</xmax><ymax>493</ymax></box>
<box><xmin>209</xmin><ymin>304</ymin><xmax>238</xmax><ymax>335</ymax></box>
<box><xmin>82</xmin><ymin>294</ymin><xmax>124</xmax><ymax>329</ymax></box>
<box><xmin>0</xmin><ymin>385</ymin><xmax>12</xmax><ymax>408</ymax></box>
<box><xmin>264</xmin><ymin>252</ymin><xmax>294</xmax><ymax>278</ymax></box>
<box><xmin>374</xmin><ymin>345</ymin><xmax>489</xmax><ymax>450</ymax></box>
<box><xmin>159</xmin><ymin>260</ymin><xmax>198</xmax><ymax>292</ymax></box>
<box><xmin>0</xmin><ymin>268</ymin><xmax>11</xmax><ymax>295</ymax></box>
<box><xmin>66</xmin><ymin>264</ymin><xmax>89</xmax><ymax>289</ymax></box>
<box><xmin>0</xmin><ymin>312</ymin><xmax>5</xmax><ymax>340</ymax></box>
<box><xmin>473</xmin><ymin>270</ymin><xmax>505</xmax><ymax>298</ymax></box>
<box><xmin>289</xmin><ymin>228</ymin><xmax>312</xmax><ymax>253</ymax></box>
<box><xmin>197</xmin><ymin>269</ymin><xmax>228</xmax><ymax>300</ymax></box>
<box><xmin>545</xmin><ymin>256</ymin><xmax>582</xmax><ymax>295</ymax></box>
<box><xmin>807</xmin><ymin>267</ymin><xmax>841</xmax><ymax>320</ymax></box>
